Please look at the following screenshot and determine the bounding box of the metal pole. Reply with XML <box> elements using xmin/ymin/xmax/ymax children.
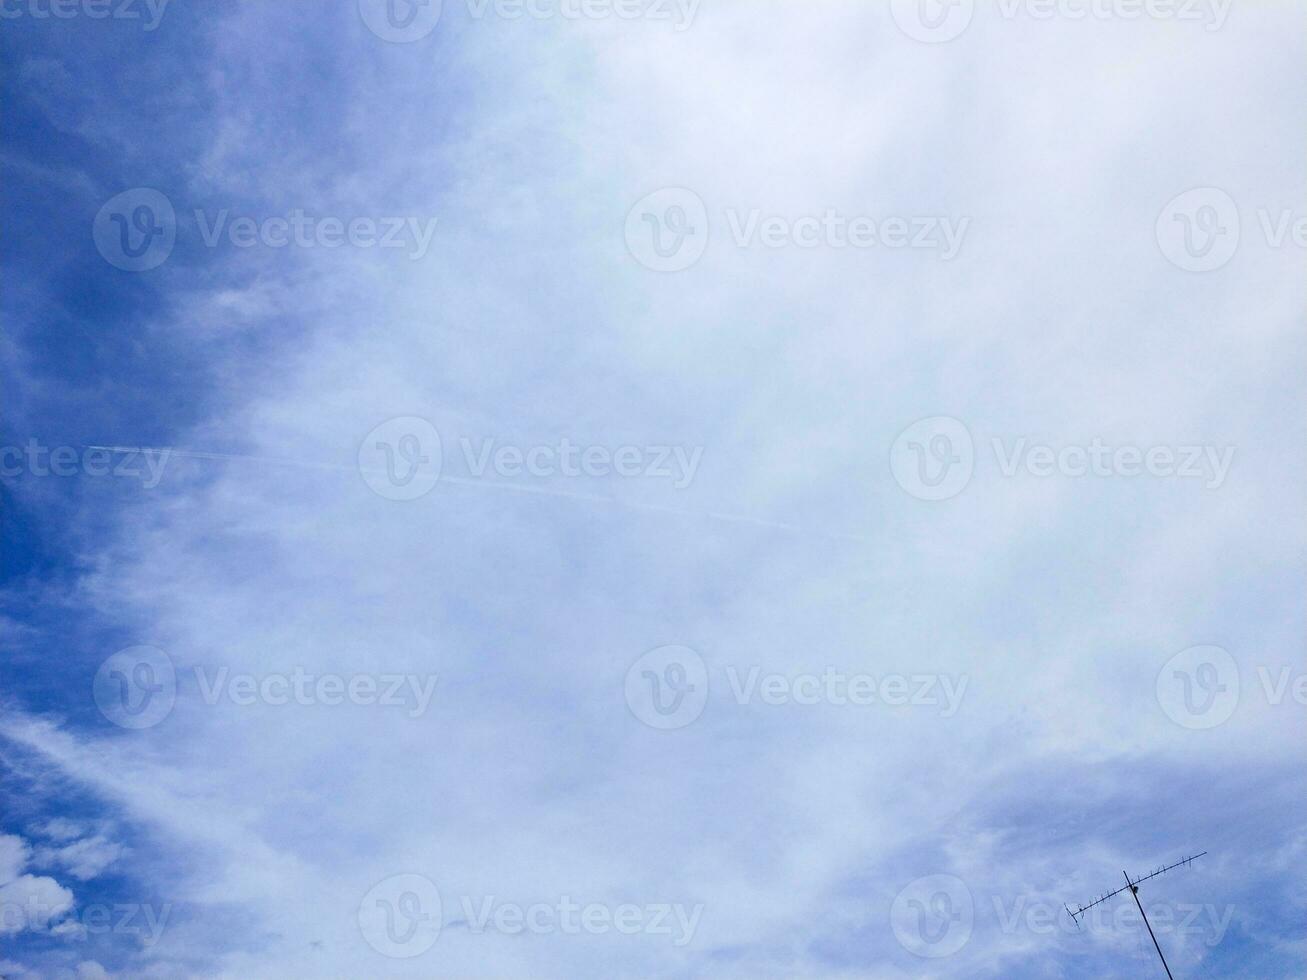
<box><xmin>1124</xmin><ymin>871</ymin><xmax>1174</xmax><ymax>980</ymax></box>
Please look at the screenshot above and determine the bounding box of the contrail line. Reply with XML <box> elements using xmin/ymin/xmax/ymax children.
<box><xmin>84</xmin><ymin>445</ymin><xmax>866</xmax><ymax>544</ymax></box>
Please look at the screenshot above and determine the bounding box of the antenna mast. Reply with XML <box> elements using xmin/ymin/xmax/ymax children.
<box><xmin>1064</xmin><ymin>852</ymin><xmax>1207</xmax><ymax>978</ymax></box>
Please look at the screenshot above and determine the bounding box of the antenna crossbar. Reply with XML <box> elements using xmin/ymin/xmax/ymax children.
<box><xmin>1066</xmin><ymin>852</ymin><xmax>1206</xmax><ymax>924</ymax></box>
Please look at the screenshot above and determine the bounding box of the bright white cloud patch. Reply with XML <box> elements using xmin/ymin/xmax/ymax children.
<box><xmin>34</xmin><ymin>835</ymin><xmax>124</xmax><ymax>882</ymax></box>
<box><xmin>0</xmin><ymin>832</ymin><xmax>81</xmax><ymax>939</ymax></box>
<box><xmin>0</xmin><ymin>874</ymin><xmax>75</xmax><ymax>935</ymax></box>
<box><xmin>34</xmin><ymin>819</ymin><xmax>89</xmax><ymax>844</ymax></box>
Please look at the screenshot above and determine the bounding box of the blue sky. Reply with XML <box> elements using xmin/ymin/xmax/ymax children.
<box><xmin>1</xmin><ymin>2</ymin><xmax>1304</xmax><ymax>977</ymax></box>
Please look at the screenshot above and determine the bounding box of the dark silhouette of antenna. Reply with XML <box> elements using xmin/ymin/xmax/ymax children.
<box><xmin>1064</xmin><ymin>852</ymin><xmax>1207</xmax><ymax>979</ymax></box>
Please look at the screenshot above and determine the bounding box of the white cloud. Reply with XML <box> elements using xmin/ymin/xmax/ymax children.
<box><xmin>0</xmin><ymin>873</ymin><xmax>75</xmax><ymax>935</ymax></box>
<box><xmin>34</xmin><ymin>836</ymin><xmax>125</xmax><ymax>882</ymax></box>
<box><xmin>34</xmin><ymin>818</ymin><xmax>89</xmax><ymax>844</ymax></box>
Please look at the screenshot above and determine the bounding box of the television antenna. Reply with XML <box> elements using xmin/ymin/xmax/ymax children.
<box><xmin>1064</xmin><ymin>852</ymin><xmax>1207</xmax><ymax>979</ymax></box>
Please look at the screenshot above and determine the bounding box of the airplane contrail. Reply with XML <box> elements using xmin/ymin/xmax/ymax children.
<box><xmin>83</xmin><ymin>445</ymin><xmax>867</xmax><ymax>544</ymax></box>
